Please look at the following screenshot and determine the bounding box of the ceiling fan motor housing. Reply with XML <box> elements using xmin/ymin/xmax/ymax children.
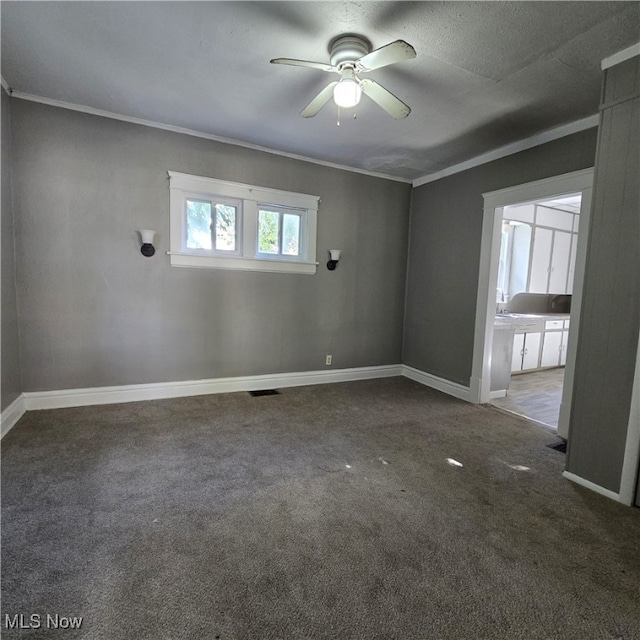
<box><xmin>329</xmin><ymin>36</ymin><xmax>370</xmax><ymax>68</ymax></box>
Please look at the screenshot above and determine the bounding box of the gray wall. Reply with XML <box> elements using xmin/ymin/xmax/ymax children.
<box><xmin>10</xmin><ymin>100</ymin><xmax>411</xmax><ymax>392</ymax></box>
<box><xmin>403</xmin><ymin>129</ymin><xmax>598</xmax><ymax>386</ymax></box>
<box><xmin>567</xmin><ymin>56</ymin><xmax>640</xmax><ymax>493</ymax></box>
<box><xmin>1</xmin><ymin>91</ymin><xmax>22</xmax><ymax>410</ymax></box>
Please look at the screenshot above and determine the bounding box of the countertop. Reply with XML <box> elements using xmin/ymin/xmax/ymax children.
<box><xmin>494</xmin><ymin>313</ymin><xmax>570</xmax><ymax>331</ymax></box>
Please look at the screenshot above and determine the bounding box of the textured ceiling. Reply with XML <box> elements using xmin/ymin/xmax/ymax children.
<box><xmin>2</xmin><ymin>2</ymin><xmax>639</xmax><ymax>181</ymax></box>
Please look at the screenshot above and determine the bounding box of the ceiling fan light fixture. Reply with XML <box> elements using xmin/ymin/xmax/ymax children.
<box><xmin>272</xmin><ymin>36</ymin><xmax>415</xmax><ymax>119</ymax></box>
<box><xmin>333</xmin><ymin>77</ymin><xmax>362</xmax><ymax>108</ymax></box>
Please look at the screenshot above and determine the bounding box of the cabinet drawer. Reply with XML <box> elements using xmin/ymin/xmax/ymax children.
<box><xmin>545</xmin><ymin>320</ymin><xmax>564</xmax><ymax>330</ymax></box>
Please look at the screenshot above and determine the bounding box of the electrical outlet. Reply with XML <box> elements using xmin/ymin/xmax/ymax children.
<box><xmin>325</xmin><ymin>355</ymin><xmax>332</xmax><ymax>366</ymax></box>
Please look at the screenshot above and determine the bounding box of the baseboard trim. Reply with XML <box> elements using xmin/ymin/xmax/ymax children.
<box><xmin>490</xmin><ymin>390</ymin><xmax>507</xmax><ymax>400</ymax></box>
<box><xmin>1</xmin><ymin>395</ymin><xmax>26</xmax><ymax>439</ymax></box>
<box><xmin>18</xmin><ymin>362</ymin><xmax>478</xmax><ymax>413</ymax></box>
<box><xmin>401</xmin><ymin>366</ymin><xmax>473</xmax><ymax>402</ymax></box>
<box><xmin>562</xmin><ymin>471</ymin><xmax>622</xmax><ymax>503</ymax></box>
<box><xmin>22</xmin><ymin>365</ymin><xmax>403</xmax><ymax>411</ymax></box>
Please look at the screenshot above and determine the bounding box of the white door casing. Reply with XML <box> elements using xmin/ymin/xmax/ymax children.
<box><xmin>471</xmin><ymin>168</ymin><xmax>594</xmax><ymax>444</ymax></box>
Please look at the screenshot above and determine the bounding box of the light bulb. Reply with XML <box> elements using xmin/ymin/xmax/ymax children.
<box><xmin>333</xmin><ymin>78</ymin><xmax>362</xmax><ymax>108</ymax></box>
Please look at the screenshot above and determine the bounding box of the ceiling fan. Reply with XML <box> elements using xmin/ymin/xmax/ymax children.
<box><xmin>270</xmin><ymin>35</ymin><xmax>416</xmax><ymax>119</ymax></box>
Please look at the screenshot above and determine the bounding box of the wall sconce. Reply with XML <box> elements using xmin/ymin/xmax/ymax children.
<box><xmin>327</xmin><ymin>249</ymin><xmax>341</xmax><ymax>271</ymax></box>
<box><xmin>138</xmin><ymin>230</ymin><xmax>156</xmax><ymax>257</ymax></box>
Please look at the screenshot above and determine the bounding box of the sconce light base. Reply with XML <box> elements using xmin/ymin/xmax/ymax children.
<box><xmin>141</xmin><ymin>243</ymin><xmax>155</xmax><ymax>257</ymax></box>
<box><xmin>327</xmin><ymin>260</ymin><xmax>338</xmax><ymax>271</ymax></box>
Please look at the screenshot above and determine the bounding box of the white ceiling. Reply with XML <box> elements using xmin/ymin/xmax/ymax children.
<box><xmin>2</xmin><ymin>2</ymin><xmax>638</xmax><ymax>181</ymax></box>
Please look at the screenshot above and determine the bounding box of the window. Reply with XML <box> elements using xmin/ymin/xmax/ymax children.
<box><xmin>257</xmin><ymin>206</ymin><xmax>302</xmax><ymax>257</ymax></box>
<box><xmin>168</xmin><ymin>172</ymin><xmax>319</xmax><ymax>274</ymax></box>
<box><xmin>186</xmin><ymin>198</ymin><xmax>239</xmax><ymax>252</ymax></box>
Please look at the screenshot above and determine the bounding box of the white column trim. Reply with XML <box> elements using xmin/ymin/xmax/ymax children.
<box><xmin>562</xmin><ymin>471</ymin><xmax>622</xmax><ymax>503</ymax></box>
<box><xmin>618</xmin><ymin>331</ymin><xmax>640</xmax><ymax>506</ymax></box>
<box><xmin>1</xmin><ymin>396</ymin><xmax>26</xmax><ymax>439</ymax></box>
<box><xmin>1</xmin><ymin>75</ymin><xmax>11</xmax><ymax>95</ymax></box>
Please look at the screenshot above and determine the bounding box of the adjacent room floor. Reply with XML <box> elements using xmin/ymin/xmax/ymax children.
<box><xmin>2</xmin><ymin>377</ymin><xmax>639</xmax><ymax>640</ymax></box>
<box><xmin>490</xmin><ymin>367</ymin><xmax>565</xmax><ymax>429</ymax></box>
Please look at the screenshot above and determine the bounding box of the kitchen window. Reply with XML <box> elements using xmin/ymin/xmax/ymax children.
<box><xmin>168</xmin><ymin>171</ymin><xmax>319</xmax><ymax>274</ymax></box>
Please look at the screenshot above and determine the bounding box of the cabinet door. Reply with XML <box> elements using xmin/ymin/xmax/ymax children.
<box><xmin>541</xmin><ymin>331</ymin><xmax>562</xmax><ymax>367</ymax></box>
<box><xmin>522</xmin><ymin>332</ymin><xmax>541</xmax><ymax>370</ymax></box>
<box><xmin>549</xmin><ymin>230</ymin><xmax>572</xmax><ymax>293</ymax></box>
<box><xmin>560</xmin><ymin>329</ymin><xmax>569</xmax><ymax>366</ymax></box>
<box><xmin>512</xmin><ymin>333</ymin><xmax>525</xmax><ymax>372</ymax></box>
<box><xmin>567</xmin><ymin>233</ymin><xmax>578</xmax><ymax>294</ymax></box>
<box><xmin>529</xmin><ymin>227</ymin><xmax>553</xmax><ymax>293</ymax></box>
<box><xmin>508</xmin><ymin>224</ymin><xmax>532</xmax><ymax>298</ymax></box>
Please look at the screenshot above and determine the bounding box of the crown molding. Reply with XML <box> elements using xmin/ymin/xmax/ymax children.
<box><xmin>412</xmin><ymin>114</ymin><xmax>599</xmax><ymax>188</ymax></box>
<box><xmin>8</xmin><ymin>90</ymin><xmax>604</xmax><ymax>189</ymax></box>
<box><xmin>9</xmin><ymin>91</ymin><xmax>411</xmax><ymax>184</ymax></box>
<box><xmin>602</xmin><ymin>43</ymin><xmax>640</xmax><ymax>70</ymax></box>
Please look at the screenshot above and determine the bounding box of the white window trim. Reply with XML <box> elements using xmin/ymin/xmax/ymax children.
<box><xmin>168</xmin><ymin>171</ymin><xmax>319</xmax><ymax>275</ymax></box>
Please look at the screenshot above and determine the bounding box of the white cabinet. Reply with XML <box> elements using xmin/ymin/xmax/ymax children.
<box><xmin>560</xmin><ymin>329</ymin><xmax>569</xmax><ymax>366</ymax></box>
<box><xmin>549</xmin><ymin>231</ymin><xmax>572</xmax><ymax>293</ymax></box>
<box><xmin>507</xmin><ymin>316</ymin><xmax>569</xmax><ymax>374</ymax></box>
<box><xmin>529</xmin><ymin>228</ymin><xmax>553</xmax><ymax>293</ymax></box>
<box><xmin>512</xmin><ymin>333</ymin><xmax>525</xmax><ymax>371</ymax></box>
<box><xmin>504</xmin><ymin>204</ymin><xmax>579</xmax><ymax>299</ymax></box>
<box><xmin>511</xmin><ymin>331</ymin><xmax>542</xmax><ymax>372</ymax></box>
<box><xmin>540</xmin><ymin>320</ymin><xmax>571</xmax><ymax>368</ymax></box>
<box><xmin>522</xmin><ymin>332</ymin><xmax>541</xmax><ymax>370</ymax></box>
<box><xmin>529</xmin><ymin>227</ymin><xmax>575</xmax><ymax>294</ymax></box>
<box><xmin>541</xmin><ymin>331</ymin><xmax>563</xmax><ymax>367</ymax></box>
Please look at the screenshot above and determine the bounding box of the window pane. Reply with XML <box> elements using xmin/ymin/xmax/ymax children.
<box><xmin>215</xmin><ymin>203</ymin><xmax>236</xmax><ymax>251</ymax></box>
<box><xmin>258</xmin><ymin>210</ymin><xmax>280</xmax><ymax>254</ymax></box>
<box><xmin>186</xmin><ymin>200</ymin><xmax>212</xmax><ymax>250</ymax></box>
<box><xmin>282</xmin><ymin>213</ymin><xmax>300</xmax><ymax>256</ymax></box>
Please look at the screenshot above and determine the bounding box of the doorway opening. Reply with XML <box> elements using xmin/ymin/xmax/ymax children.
<box><xmin>490</xmin><ymin>193</ymin><xmax>582</xmax><ymax>429</ymax></box>
<box><xmin>470</xmin><ymin>168</ymin><xmax>594</xmax><ymax>440</ymax></box>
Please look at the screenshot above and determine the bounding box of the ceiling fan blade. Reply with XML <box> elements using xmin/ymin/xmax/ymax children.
<box><xmin>359</xmin><ymin>79</ymin><xmax>411</xmax><ymax>119</ymax></box>
<box><xmin>270</xmin><ymin>58</ymin><xmax>338</xmax><ymax>73</ymax></box>
<box><xmin>356</xmin><ymin>40</ymin><xmax>416</xmax><ymax>72</ymax></box>
<box><xmin>300</xmin><ymin>82</ymin><xmax>338</xmax><ymax>118</ymax></box>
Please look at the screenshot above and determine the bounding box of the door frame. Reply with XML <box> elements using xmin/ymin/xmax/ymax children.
<box><xmin>469</xmin><ymin>168</ymin><xmax>594</xmax><ymax>440</ymax></box>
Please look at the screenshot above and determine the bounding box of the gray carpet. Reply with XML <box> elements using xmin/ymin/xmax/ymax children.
<box><xmin>2</xmin><ymin>377</ymin><xmax>639</xmax><ymax>639</ymax></box>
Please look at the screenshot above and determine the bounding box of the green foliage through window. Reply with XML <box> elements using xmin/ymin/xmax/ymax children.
<box><xmin>258</xmin><ymin>209</ymin><xmax>301</xmax><ymax>256</ymax></box>
<box><xmin>214</xmin><ymin>204</ymin><xmax>236</xmax><ymax>251</ymax></box>
<box><xmin>258</xmin><ymin>210</ymin><xmax>280</xmax><ymax>254</ymax></box>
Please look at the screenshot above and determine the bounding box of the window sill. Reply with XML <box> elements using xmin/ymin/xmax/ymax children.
<box><xmin>167</xmin><ymin>252</ymin><xmax>318</xmax><ymax>275</ymax></box>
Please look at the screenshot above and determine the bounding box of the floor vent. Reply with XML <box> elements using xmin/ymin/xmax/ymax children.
<box><xmin>248</xmin><ymin>389</ymin><xmax>280</xmax><ymax>397</ymax></box>
<box><xmin>547</xmin><ymin>440</ymin><xmax>567</xmax><ymax>454</ymax></box>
